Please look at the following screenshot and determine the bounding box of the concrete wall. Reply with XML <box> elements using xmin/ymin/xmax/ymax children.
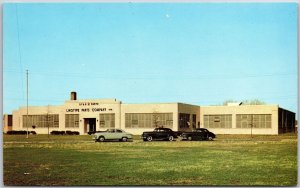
<box><xmin>11</xmin><ymin>101</ymin><xmax>181</xmax><ymax>135</ymax></box>
<box><xmin>13</xmin><ymin>105</ymin><xmax>65</xmax><ymax>134</ymax></box>
<box><xmin>121</xmin><ymin>103</ymin><xmax>178</xmax><ymax>135</ymax></box>
<box><xmin>12</xmin><ymin>99</ymin><xmax>122</xmax><ymax>135</ymax></box>
<box><xmin>9</xmin><ymin>98</ymin><xmax>295</xmax><ymax>136</ymax></box>
<box><xmin>200</xmin><ymin>105</ymin><xmax>279</xmax><ymax>135</ymax></box>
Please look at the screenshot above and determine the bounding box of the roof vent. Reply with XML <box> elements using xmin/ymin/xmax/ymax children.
<box><xmin>227</xmin><ymin>102</ymin><xmax>243</xmax><ymax>106</ymax></box>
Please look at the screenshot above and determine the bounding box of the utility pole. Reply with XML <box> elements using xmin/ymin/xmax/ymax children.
<box><xmin>26</xmin><ymin>70</ymin><xmax>29</xmax><ymax>139</ymax></box>
<box><xmin>250</xmin><ymin>115</ymin><xmax>253</xmax><ymax>139</ymax></box>
<box><xmin>47</xmin><ymin>105</ymin><xmax>49</xmax><ymax>139</ymax></box>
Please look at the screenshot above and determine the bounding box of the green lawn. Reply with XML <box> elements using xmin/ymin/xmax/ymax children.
<box><xmin>3</xmin><ymin>134</ymin><xmax>298</xmax><ymax>186</ymax></box>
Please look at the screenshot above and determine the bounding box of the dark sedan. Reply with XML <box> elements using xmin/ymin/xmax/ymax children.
<box><xmin>181</xmin><ymin>128</ymin><xmax>215</xmax><ymax>141</ymax></box>
<box><xmin>141</xmin><ymin>127</ymin><xmax>179</xmax><ymax>141</ymax></box>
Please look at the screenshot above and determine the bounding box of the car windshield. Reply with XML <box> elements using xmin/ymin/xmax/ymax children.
<box><xmin>196</xmin><ymin>129</ymin><xmax>203</xmax><ymax>132</ymax></box>
<box><xmin>116</xmin><ymin>129</ymin><xmax>123</xmax><ymax>133</ymax></box>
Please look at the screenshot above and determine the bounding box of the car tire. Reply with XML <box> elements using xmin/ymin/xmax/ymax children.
<box><xmin>99</xmin><ymin>136</ymin><xmax>105</xmax><ymax>142</ymax></box>
<box><xmin>187</xmin><ymin>136</ymin><xmax>192</xmax><ymax>141</ymax></box>
<box><xmin>168</xmin><ymin>136</ymin><xmax>174</xmax><ymax>141</ymax></box>
<box><xmin>147</xmin><ymin>136</ymin><xmax>152</xmax><ymax>141</ymax></box>
<box><xmin>208</xmin><ymin>136</ymin><xmax>213</xmax><ymax>141</ymax></box>
<box><xmin>122</xmin><ymin>137</ymin><xmax>128</xmax><ymax>142</ymax></box>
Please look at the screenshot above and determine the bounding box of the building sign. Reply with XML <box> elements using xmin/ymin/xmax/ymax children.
<box><xmin>65</xmin><ymin>101</ymin><xmax>114</xmax><ymax>113</ymax></box>
<box><xmin>79</xmin><ymin>102</ymin><xmax>99</xmax><ymax>106</ymax></box>
<box><xmin>66</xmin><ymin>108</ymin><xmax>113</xmax><ymax>113</ymax></box>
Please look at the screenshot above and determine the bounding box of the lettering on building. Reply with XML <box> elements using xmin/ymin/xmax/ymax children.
<box><xmin>66</xmin><ymin>108</ymin><xmax>108</xmax><ymax>112</ymax></box>
<box><xmin>79</xmin><ymin>102</ymin><xmax>99</xmax><ymax>106</ymax></box>
<box><xmin>92</xmin><ymin>108</ymin><xmax>106</xmax><ymax>112</ymax></box>
<box><xmin>66</xmin><ymin>109</ymin><xmax>80</xmax><ymax>112</ymax></box>
<box><xmin>81</xmin><ymin>108</ymin><xmax>90</xmax><ymax>112</ymax></box>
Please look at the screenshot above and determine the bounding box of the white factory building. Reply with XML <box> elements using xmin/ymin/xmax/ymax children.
<box><xmin>4</xmin><ymin>92</ymin><xmax>296</xmax><ymax>135</ymax></box>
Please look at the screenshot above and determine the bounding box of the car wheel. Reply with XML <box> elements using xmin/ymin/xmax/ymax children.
<box><xmin>187</xmin><ymin>136</ymin><xmax>192</xmax><ymax>141</ymax></box>
<box><xmin>99</xmin><ymin>136</ymin><xmax>105</xmax><ymax>142</ymax></box>
<box><xmin>168</xmin><ymin>136</ymin><xmax>174</xmax><ymax>141</ymax></box>
<box><xmin>122</xmin><ymin>137</ymin><xmax>128</xmax><ymax>142</ymax></box>
<box><xmin>147</xmin><ymin>136</ymin><xmax>152</xmax><ymax>141</ymax></box>
<box><xmin>208</xmin><ymin>136</ymin><xmax>213</xmax><ymax>141</ymax></box>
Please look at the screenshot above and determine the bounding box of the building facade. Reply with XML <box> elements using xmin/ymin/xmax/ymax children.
<box><xmin>200</xmin><ymin>105</ymin><xmax>294</xmax><ymax>135</ymax></box>
<box><xmin>3</xmin><ymin>114</ymin><xmax>13</xmax><ymax>133</ymax></box>
<box><xmin>8</xmin><ymin>92</ymin><xmax>296</xmax><ymax>135</ymax></box>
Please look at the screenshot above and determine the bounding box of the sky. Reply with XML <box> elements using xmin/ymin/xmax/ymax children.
<box><xmin>3</xmin><ymin>3</ymin><xmax>298</xmax><ymax>116</ymax></box>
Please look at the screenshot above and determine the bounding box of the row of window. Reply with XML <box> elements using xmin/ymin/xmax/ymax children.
<box><xmin>204</xmin><ymin>115</ymin><xmax>232</xmax><ymax>128</ymax></box>
<box><xmin>65</xmin><ymin>114</ymin><xmax>79</xmax><ymax>128</ymax></box>
<box><xmin>23</xmin><ymin>115</ymin><xmax>59</xmax><ymax>128</ymax></box>
<box><xmin>125</xmin><ymin>113</ymin><xmax>173</xmax><ymax>128</ymax></box>
<box><xmin>99</xmin><ymin>114</ymin><xmax>115</xmax><ymax>128</ymax></box>
<box><xmin>203</xmin><ymin>114</ymin><xmax>272</xmax><ymax>129</ymax></box>
<box><xmin>23</xmin><ymin>113</ymin><xmax>272</xmax><ymax>129</ymax></box>
<box><xmin>236</xmin><ymin>114</ymin><xmax>271</xmax><ymax>128</ymax></box>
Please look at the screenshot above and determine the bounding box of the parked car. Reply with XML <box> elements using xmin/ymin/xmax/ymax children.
<box><xmin>92</xmin><ymin>129</ymin><xmax>133</xmax><ymax>142</ymax></box>
<box><xmin>141</xmin><ymin>127</ymin><xmax>180</xmax><ymax>141</ymax></box>
<box><xmin>180</xmin><ymin>128</ymin><xmax>215</xmax><ymax>141</ymax></box>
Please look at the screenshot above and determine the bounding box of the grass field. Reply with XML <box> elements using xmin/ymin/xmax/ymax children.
<box><xmin>3</xmin><ymin>134</ymin><xmax>298</xmax><ymax>186</ymax></box>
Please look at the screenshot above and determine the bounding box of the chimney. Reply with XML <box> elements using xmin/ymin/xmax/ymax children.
<box><xmin>70</xmin><ymin>92</ymin><xmax>77</xmax><ymax>100</ymax></box>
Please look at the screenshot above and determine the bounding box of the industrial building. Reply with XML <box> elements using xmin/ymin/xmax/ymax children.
<box><xmin>3</xmin><ymin>114</ymin><xmax>13</xmax><ymax>133</ymax></box>
<box><xmin>4</xmin><ymin>92</ymin><xmax>296</xmax><ymax>135</ymax></box>
<box><xmin>200</xmin><ymin>105</ymin><xmax>295</xmax><ymax>135</ymax></box>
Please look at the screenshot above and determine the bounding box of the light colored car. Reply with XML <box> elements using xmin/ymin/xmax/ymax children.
<box><xmin>92</xmin><ymin>129</ymin><xmax>133</xmax><ymax>142</ymax></box>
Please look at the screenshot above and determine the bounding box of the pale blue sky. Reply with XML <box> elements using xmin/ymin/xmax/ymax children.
<box><xmin>3</xmin><ymin>3</ymin><xmax>298</xmax><ymax>115</ymax></box>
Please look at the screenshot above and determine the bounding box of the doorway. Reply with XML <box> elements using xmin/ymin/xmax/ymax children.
<box><xmin>84</xmin><ymin>118</ymin><xmax>96</xmax><ymax>133</ymax></box>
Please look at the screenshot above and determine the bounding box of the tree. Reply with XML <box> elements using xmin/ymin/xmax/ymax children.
<box><xmin>152</xmin><ymin>111</ymin><xmax>160</xmax><ymax>128</ymax></box>
<box><xmin>243</xmin><ymin>99</ymin><xmax>266</xmax><ymax>105</ymax></box>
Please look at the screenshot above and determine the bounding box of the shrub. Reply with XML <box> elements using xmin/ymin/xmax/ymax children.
<box><xmin>66</xmin><ymin>130</ymin><xmax>80</xmax><ymax>135</ymax></box>
<box><xmin>6</xmin><ymin>130</ymin><xmax>28</xmax><ymax>135</ymax></box>
<box><xmin>50</xmin><ymin>131</ymin><xmax>66</xmax><ymax>135</ymax></box>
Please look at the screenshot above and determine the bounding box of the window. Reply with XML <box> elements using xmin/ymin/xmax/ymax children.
<box><xmin>203</xmin><ymin>115</ymin><xmax>232</xmax><ymax>128</ymax></box>
<box><xmin>99</xmin><ymin>114</ymin><xmax>115</xmax><ymax>128</ymax></box>
<box><xmin>23</xmin><ymin>114</ymin><xmax>59</xmax><ymax>128</ymax></box>
<box><xmin>179</xmin><ymin>113</ymin><xmax>190</xmax><ymax>129</ymax></box>
<box><xmin>65</xmin><ymin>114</ymin><xmax>79</xmax><ymax>128</ymax></box>
<box><xmin>236</xmin><ymin>114</ymin><xmax>272</xmax><ymax>128</ymax></box>
<box><xmin>125</xmin><ymin>113</ymin><xmax>173</xmax><ymax>128</ymax></box>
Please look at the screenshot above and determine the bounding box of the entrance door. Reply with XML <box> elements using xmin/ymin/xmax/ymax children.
<box><xmin>192</xmin><ymin>114</ymin><xmax>197</xmax><ymax>129</ymax></box>
<box><xmin>84</xmin><ymin>118</ymin><xmax>96</xmax><ymax>133</ymax></box>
